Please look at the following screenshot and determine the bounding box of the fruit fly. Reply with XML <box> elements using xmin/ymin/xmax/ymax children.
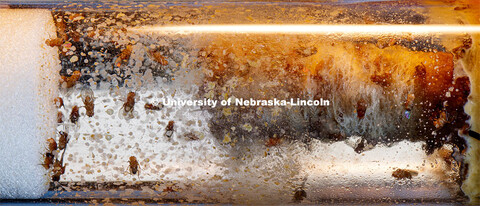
<box><xmin>293</xmin><ymin>188</ymin><xmax>307</xmax><ymax>203</ymax></box>
<box><xmin>265</xmin><ymin>136</ymin><xmax>282</xmax><ymax>147</ymax></box>
<box><xmin>51</xmin><ymin>159</ymin><xmax>66</xmax><ymax>182</ymax></box>
<box><xmin>42</xmin><ymin>153</ymin><xmax>54</xmax><ymax>170</ymax></box>
<box><xmin>70</xmin><ymin>105</ymin><xmax>79</xmax><ymax>124</ymax></box>
<box><xmin>148</xmin><ymin>50</ymin><xmax>168</xmax><ymax>66</ymax></box>
<box><xmin>57</xmin><ymin>112</ymin><xmax>64</xmax><ymax>123</ymax></box>
<box><xmin>356</xmin><ymin>99</ymin><xmax>367</xmax><ymax>120</ymax></box>
<box><xmin>45</xmin><ymin>38</ymin><xmax>64</xmax><ymax>47</ymax></box>
<box><xmin>184</xmin><ymin>132</ymin><xmax>199</xmax><ymax>140</ymax></box>
<box><xmin>54</xmin><ymin>97</ymin><xmax>64</xmax><ymax>108</ymax></box>
<box><xmin>144</xmin><ymin>103</ymin><xmax>163</xmax><ymax>111</ymax></box>
<box><xmin>128</xmin><ymin>156</ymin><xmax>139</xmax><ymax>175</ymax></box>
<box><xmin>81</xmin><ymin>88</ymin><xmax>95</xmax><ymax>117</ymax></box>
<box><xmin>47</xmin><ymin>138</ymin><xmax>57</xmax><ymax>153</ymax></box>
<box><xmin>51</xmin><ymin>140</ymin><xmax>67</xmax><ymax>182</ymax></box>
<box><xmin>115</xmin><ymin>45</ymin><xmax>133</xmax><ymax>67</ymax></box>
<box><xmin>163</xmin><ymin>186</ymin><xmax>175</xmax><ymax>193</ymax></box>
<box><xmin>58</xmin><ymin>131</ymin><xmax>69</xmax><ymax>150</ymax></box>
<box><xmin>392</xmin><ymin>168</ymin><xmax>418</xmax><ymax>180</ymax></box>
<box><xmin>165</xmin><ymin>121</ymin><xmax>175</xmax><ymax>138</ymax></box>
<box><xmin>83</xmin><ymin>96</ymin><xmax>94</xmax><ymax>117</ymax></box>
<box><xmin>123</xmin><ymin>92</ymin><xmax>136</xmax><ymax>113</ymax></box>
<box><xmin>433</xmin><ymin>111</ymin><xmax>448</xmax><ymax>129</ymax></box>
<box><xmin>60</xmin><ymin>71</ymin><xmax>82</xmax><ymax>88</ymax></box>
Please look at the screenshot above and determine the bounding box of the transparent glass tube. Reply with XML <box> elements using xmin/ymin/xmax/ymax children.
<box><xmin>0</xmin><ymin>0</ymin><xmax>479</xmax><ymax>204</ymax></box>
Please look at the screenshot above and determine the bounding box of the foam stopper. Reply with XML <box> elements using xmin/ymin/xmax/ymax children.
<box><xmin>0</xmin><ymin>9</ymin><xmax>60</xmax><ymax>198</ymax></box>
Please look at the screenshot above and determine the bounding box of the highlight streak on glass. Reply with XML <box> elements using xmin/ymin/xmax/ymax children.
<box><xmin>131</xmin><ymin>24</ymin><xmax>480</xmax><ymax>35</ymax></box>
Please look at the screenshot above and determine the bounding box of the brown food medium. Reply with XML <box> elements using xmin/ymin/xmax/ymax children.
<box><xmin>437</xmin><ymin>146</ymin><xmax>455</xmax><ymax>165</ymax></box>
<box><xmin>265</xmin><ymin>137</ymin><xmax>282</xmax><ymax>147</ymax></box>
<box><xmin>70</xmin><ymin>105</ymin><xmax>80</xmax><ymax>124</ymax></box>
<box><xmin>413</xmin><ymin>64</ymin><xmax>427</xmax><ymax>98</ymax></box>
<box><xmin>128</xmin><ymin>156</ymin><xmax>139</xmax><ymax>175</ymax></box>
<box><xmin>415</xmin><ymin>52</ymin><xmax>454</xmax><ymax>106</ymax></box>
<box><xmin>54</xmin><ymin>97</ymin><xmax>64</xmax><ymax>108</ymax></box>
<box><xmin>447</xmin><ymin>77</ymin><xmax>470</xmax><ymax>110</ymax></box>
<box><xmin>405</xmin><ymin>94</ymin><xmax>415</xmax><ymax>110</ymax></box>
<box><xmin>42</xmin><ymin>153</ymin><xmax>54</xmax><ymax>170</ymax></box>
<box><xmin>144</xmin><ymin>103</ymin><xmax>163</xmax><ymax>111</ymax></box>
<box><xmin>83</xmin><ymin>96</ymin><xmax>95</xmax><ymax>117</ymax></box>
<box><xmin>356</xmin><ymin>99</ymin><xmax>367</xmax><ymax>119</ymax></box>
<box><xmin>444</xmin><ymin>77</ymin><xmax>470</xmax><ymax>133</ymax></box>
<box><xmin>295</xmin><ymin>46</ymin><xmax>317</xmax><ymax>57</ymax></box>
<box><xmin>60</xmin><ymin>71</ymin><xmax>82</xmax><ymax>88</ymax></box>
<box><xmin>148</xmin><ymin>50</ymin><xmax>169</xmax><ymax>66</ymax></box>
<box><xmin>417</xmin><ymin>65</ymin><xmax>470</xmax><ymax>154</ymax></box>
<box><xmin>57</xmin><ymin>111</ymin><xmax>64</xmax><ymax>123</ymax></box>
<box><xmin>426</xmin><ymin>76</ymin><xmax>470</xmax><ymax>153</ymax></box>
<box><xmin>58</xmin><ymin>131</ymin><xmax>69</xmax><ymax>150</ymax></box>
<box><xmin>452</xmin><ymin>37</ymin><xmax>472</xmax><ymax>59</ymax></box>
<box><xmin>46</xmin><ymin>138</ymin><xmax>57</xmax><ymax>153</ymax></box>
<box><xmin>115</xmin><ymin>45</ymin><xmax>133</xmax><ymax>67</ymax></box>
<box><xmin>123</xmin><ymin>92</ymin><xmax>136</xmax><ymax>113</ymax></box>
<box><xmin>410</xmin><ymin>51</ymin><xmax>469</xmax><ymax>154</ymax></box>
<box><xmin>392</xmin><ymin>169</ymin><xmax>418</xmax><ymax>180</ymax></box>
<box><xmin>370</xmin><ymin>72</ymin><xmax>392</xmax><ymax>87</ymax></box>
<box><xmin>200</xmin><ymin>35</ymin><xmax>469</xmax><ymax>171</ymax></box>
